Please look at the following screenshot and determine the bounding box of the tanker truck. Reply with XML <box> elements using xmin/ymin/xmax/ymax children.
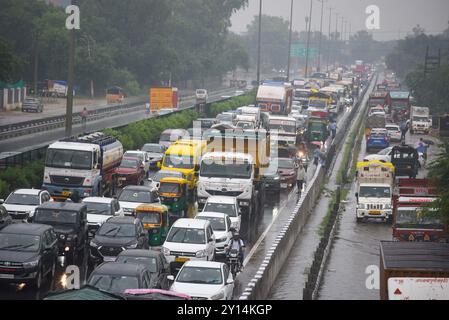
<box><xmin>43</xmin><ymin>132</ymin><xmax>124</xmax><ymax>200</ymax></box>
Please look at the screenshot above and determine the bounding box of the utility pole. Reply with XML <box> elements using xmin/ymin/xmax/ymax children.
<box><xmin>326</xmin><ymin>7</ymin><xmax>332</xmax><ymax>72</ymax></box>
<box><xmin>317</xmin><ymin>0</ymin><xmax>326</xmax><ymax>72</ymax></box>
<box><xmin>334</xmin><ymin>12</ymin><xmax>339</xmax><ymax>66</ymax></box>
<box><xmin>340</xmin><ymin>17</ymin><xmax>344</xmax><ymax>41</ymax></box>
<box><xmin>65</xmin><ymin>0</ymin><xmax>77</xmax><ymax>138</ymax></box>
<box><xmin>286</xmin><ymin>0</ymin><xmax>294</xmax><ymax>81</ymax></box>
<box><xmin>256</xmin><ymin>0</ymin><xmax>263</xmax><ymax>85</ymax></box>
<box><xmin>304</xmin><ymin>0</ymin><xmax>313</xmax><ymax>78</ymax></box>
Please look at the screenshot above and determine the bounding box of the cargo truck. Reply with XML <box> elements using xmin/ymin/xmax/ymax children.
<box><xmin>392</xmin><ymin>178</ymin><xmax>445</xmax><ymax>242</ymax></box>
<box><xmin>355</xmin><ymin>160</ymin><xmax>394</xmax><ymax>223</ymax></box>
<box><xmin>368</xmin><ymin>91</ymin><xmax>391</xmax><ymax>110</ymax></box>
<box><xmin>390</xmin><ymin>91</ymin><xmax>410</xmax><ymax>123</ymax></box>
<box><xmin>43</xmin><ymin>132</ymin><xmax>124</xmax><ymax>200</ymax></box>
<box><xmin>256</xmin><ymin>82</ymin><xmax>293</xmax><ymax>115</ymax></box>
<box><xmin>149</xmin><ymin>87</ymin><xmax>179</xmax><ymax>114</ymax></box>
<box><xmin>364</xmin><ymin>112</ymin><xmax>386</xmax><ymax>138</ymax></box>
<box><xmin>380</xmin><ymin>241</ymin><xmax>449</xmax><ymax>300</ymax></box>
<box><xmin>410</xmin><ymin>106</ymin><xmax>431</xmax><ymax>134</ymax></box>
<box><xmin>197</xmin><ymin>130</ymin><xmax>270</xmax><ymax>221</ymax></box>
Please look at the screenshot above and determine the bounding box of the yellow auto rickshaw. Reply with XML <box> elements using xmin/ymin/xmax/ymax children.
<box><xmin>135</xmin><ymin>204</ymin><xmax>169</xmax><ymax>247</ymax></box>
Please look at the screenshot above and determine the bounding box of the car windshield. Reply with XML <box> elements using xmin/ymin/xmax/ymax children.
<box><xmin>200</xmin><ymin>159</ymin><xmax>252</xmax><ymax>179</ymax></box>
<box><xmin>204</xmin><ymin>203</ymin><xmax>237</xmax><ymax>217</ymax></box>
<box><xmin>386</xmin><ymin>126</ymin><xmax>399</xmax><ymax>132</ymax></box>
<box><xmin>166</xmin><ymin>227</ymin><xmax>205</xmax><ymax>244</ymax></box>
<box><xmin>34</xmin><ymin>209</ymin><xmax>78</xmax><ymax>225</ymax></box>
<box><xmin>89</xmin><ymin>275</ymin><xmax>139</xmax><ymax>293</ymax></box>
<box><xmin>0</xmin><ymin>234</ymin><xmax>40</xmax><ymax>252</ymax></box>
<box><xmin>84</xmin><ymin>202</ymin><xmax>112</xmax><ymax>216</ymax></box>
<box><xmin>197</xmin><ymin>216</ymin><xmax>226</xmax><ymax>231</ymax></box>
<box><xmin>359</xmin><ymin>186</ymin><xmax>390</xmax><ymax>198</ymax></box>
<box><xmin>277</xmin><ymin>159</ymin><xmax>294</xmax><ymax>169</ymax></box>
<box><xmin>163</xmin><ymin>155</ymin><xmax>194</xmax><ymax>170</ymax></box>
<box><xmin>119</xmin><ymin>159</ymin><xmax>138</xmax><ymax>169</ymax></box>
<box><xmin>5</xmin><ymin>193</ymin><xmax>39</xmax><ymax>206</ymax></box>
<box><xmin>136</xmin><ymin>212</ymin><xmax>161</xmax><ymax>224</ymax></box>
<box><xmin>396</xmin><ymin>209</ymin><xmax>443</xmax><ymax>229</ymax></box>
<box><xmin>143</xmin><ymin>145</ymin><xmax>164</xmax><ymax>153</ymax></box>
<box><xmin>237</xmin><ymin>122</ymin><xmax>254</xmax><ymax>129</ymax></box>
<box><xmin>45</xmin><ymin>149</ymin><xmax>92</xmax><ymax>170</ymax></box>
<box><xmin>115</xmin><ymin>256</ymin><xmax>158</xmax><ymax>273</ymax></box>
<box><xmin>118</xmin><ymin>190</ymin><xmax>153</xmax><ymax>203</ymax></box>
<box><xmin>98</xmin><ymin>223</ymin><xmax>136</xmax><ymax>237</ymax></box>
<box><xmin>124</xmin><ymin>152</ymin><xmax>144</xmax><ymax>161</ymax></box>
<box><xmin>176</xmin><ymin>267</ymin><xmax>222</xmax><ymax>285</ymax></box>
<box><xmin>152</xmin><ymin>171</ymin><xmax>183</xmax><ymax>183</ymax></box>
<box><xmin>159</xmin><ymin>182</ymin><xmax>181</xmax><ymax>194</ymax></box>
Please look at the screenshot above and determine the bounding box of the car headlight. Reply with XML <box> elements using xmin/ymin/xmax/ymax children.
<box><xmin>196</xmin><ymin>250</ymin><xmax>206</xmax><ymax>258</ymax></box>
<box><xmin>59</xmin><ymin>234</ymin><xmax>66</xmax><ymax>240</ymax></box>
<box><xmin>162</xmin><ymin>247</ymin><xmax>171</xmax><ymax>256</ymax></box>
<box><xmin>210</xmin><ymin>291</ymin><xmax>225</xmax><ymax>300</ymax></box>
<box><xmin>273</xmin><ymin>176</ymin><xmax>280</xmax><ymax>180</ymax></box>
<box><xmin>23</xmin><ymin>260</ymin><xmax>40</xmax><ymax>268</ymax></box>
<box><xmin>173</xmin><ymin>197</ymin><xmax>179</xmax><ymax>202</ymax></box>
<box><xmin>218</xmin><ymin>237</ymin><xmax>227</xmax><ymax>243</ymax></box>
<box><xmin>90</xmin><ymin>240</ymin><xmax>98</xmax><ymax>248</ymax></box>
<box><xmin>125</xmin><ymin>243</ymin><xmax>138</xmax><ymax>249</ymax></box>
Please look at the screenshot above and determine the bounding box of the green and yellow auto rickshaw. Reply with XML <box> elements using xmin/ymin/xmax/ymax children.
<box><xmin>135</xmin><ymin>204</ymin><xmax>169</xmax><ymax>247</ymax></box>
<box><xmin>159</xmin><ymin>177</ymin><xmax>189</xmax><ymax>218</ymax></box>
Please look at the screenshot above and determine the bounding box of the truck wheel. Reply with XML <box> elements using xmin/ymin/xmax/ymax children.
<box><xmin>356</xmin><ymin>216</ymin><xmax>363</xmax><ymax>223</ymax></box>
<box><xmin>386</xmin><ymin>216</ymin><xmax>393</xmax><ymax>224</ymax></box>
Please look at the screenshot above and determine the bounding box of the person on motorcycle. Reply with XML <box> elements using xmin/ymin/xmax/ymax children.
<box><xmin>225</xmin><ymin>229</ymin><xmax>245</xmax><ymax>271</ymax></box>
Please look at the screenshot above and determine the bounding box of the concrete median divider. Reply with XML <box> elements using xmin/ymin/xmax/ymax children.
<box><xmin>239</xmin><ymin>73</ymin><xmax>377</xmax><ymax>300</ymax></box>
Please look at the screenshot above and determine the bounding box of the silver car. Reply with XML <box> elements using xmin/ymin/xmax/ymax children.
<box><xmin>22</xmin><ymin>98</ymin><xmax>44</xmax><ymax>113</ymax></box>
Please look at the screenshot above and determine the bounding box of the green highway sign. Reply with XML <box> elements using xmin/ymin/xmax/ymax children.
<box><xmin>290</xmin><ymin>43</ymin><xmax>319</xmax><ymax>58</ymax></box>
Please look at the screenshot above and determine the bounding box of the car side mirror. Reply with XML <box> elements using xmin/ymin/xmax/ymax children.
<box><xmin>208</xmin><ymin>238</ymin><xmax>214</xmax><ymax>243</ymax></box>
<box><xmin>167</xmin><ymin>275</ymin><xmax>175</xmax><ymax>281</ymax></box>
<box><xmin>148</xmin><ymin>178</ymin><xmax>153</xmax><ymax>182</ymax></box>
<box><xmin>0</xmin><ymin>199</ymin><xmax>4</xmax><ymax>204</ymax></box>
<box><xmin>226</xmin><ymin>279</ymin><xmax>234</xmax><ymax>285</ymax></box>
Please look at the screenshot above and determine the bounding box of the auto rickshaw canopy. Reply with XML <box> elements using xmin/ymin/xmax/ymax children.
<box><xmin>135</xmin><ymin>203</ymin><xmax>168</xmax><ymax>214</ymax></box>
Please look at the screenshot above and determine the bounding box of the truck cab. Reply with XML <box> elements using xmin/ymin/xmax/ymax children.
<box><xmin>355</xmin><ymin>160</ymin><xmax>394</xmax><ymax>223</ymax></box>
<box><xmin>410</xmin><ymin>106</ymin><xmax>431</xmax><ymax>134</ymax></box>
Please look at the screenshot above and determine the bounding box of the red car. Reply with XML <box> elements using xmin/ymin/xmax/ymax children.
<box><xmin>276</xmin><ymin>158</ymin><xmax>298</xmax><ymax>189</ymax></box>
<box><xmin>115</xmin><ymin>157</ymin><xmax>146</xmax><ymax>187</ymax></box>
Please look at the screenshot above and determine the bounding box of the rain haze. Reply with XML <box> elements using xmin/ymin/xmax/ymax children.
<box><xmin>231</xmin><ymin>0</ymin><xmax>449</xmax><ymax>41</ymax></box>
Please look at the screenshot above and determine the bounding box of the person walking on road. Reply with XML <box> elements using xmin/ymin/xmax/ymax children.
<box><xmin>313</xmin><ymin>145</ymin><xmax>321</xmax><ymax>166</ymax></box>
<box><xmin>416</xmin><ymin>138</ymin><xmax>428</xmax><ymax>161</ymax></box>
<box><xmin>81</xmin><ymin>107</ymin><xmax>88</xmax><ymax>133</ymax></box>
<box><xmin>296</xmin><ymin>163</ymin><xmax>306</xmax><ymax>194</ymax></box>
<box><xmin>400</xmin><ymin>120</ymin><xmax>408</xmax><ymax>142</ymax></box>
<box><xmin>329</xmin><ymin>121</ymin><xmax>337</xmax><ymax>139</ymax></box>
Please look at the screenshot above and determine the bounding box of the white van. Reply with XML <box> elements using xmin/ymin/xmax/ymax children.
<box><xmin>159</xmin><ymin>129</ymin><xmax>189</xmax><ymax>149</ymax></box>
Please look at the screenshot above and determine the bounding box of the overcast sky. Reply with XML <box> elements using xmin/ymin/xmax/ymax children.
<box><xmin>230</xmin><ymin>0</ymin><xmax>449</xmax><ymax>41</ymax></box>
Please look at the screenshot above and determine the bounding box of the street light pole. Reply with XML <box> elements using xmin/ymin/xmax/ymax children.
<box><xmin>317</xmin><ymin>0</ymin><xmax>326</xmax><ymax>72</ymax></box>
<box><xmin>334</xmin><ymin>12</ymin><xmax>339</xmax><ymax>66</ymax></box>
<box><xmin>326</xmin><ymin>7</ymin><xmax>332</xmax><ymax>72</ymax></box>
<box><xmin>256</xmin><ymin>0</ymin><xmax>262</xmax><ymax>85</ymax></box>
<box><xmin>304</xmin><ymin>0</ymin><xmax>313</xmax><ymax>78</ymax></box>
<box><xmin>286</xmin><ymin>0</ymin><xmax>294</xmax><ymax>81</ymax></box>
<box><xmin>65</xmin><ymin>22</ymin><xmax>75</xmax><ymax>138</ymax></box>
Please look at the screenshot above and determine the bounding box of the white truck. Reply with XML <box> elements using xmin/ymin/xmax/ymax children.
<box><xmin>197</xmin><ymin>130</ymin><xmax>270</xmax><ymax>222</ymax></box>
<box><xmin>43</xmin><ymin>132</ymin><xmax>124</xmax><ymax>200</ymax></box>
<box><xmin>410</xmin><ymin>106</ymin><xmax>431</xmax><ymax>134</ymax></box>
<box><xmin>355</xmin><ymin>160</ymin><xmax>394</xmax><ymax>223</ymax></box>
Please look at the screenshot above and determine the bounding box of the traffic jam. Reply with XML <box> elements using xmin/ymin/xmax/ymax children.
<box><xmin>0</xmin><ymin>61</ymin><xmax>369</xmax><ymax>300</ymax></box>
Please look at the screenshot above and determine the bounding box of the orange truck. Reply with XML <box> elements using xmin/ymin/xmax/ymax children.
<box><xmin>149</xmin><ymin>87</ymin><xmax>179</xmax><ymax>114</ymax></box>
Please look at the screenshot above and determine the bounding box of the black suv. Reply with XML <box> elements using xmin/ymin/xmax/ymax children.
<box><xmin>89</xmin><ymin>217</ymin><xmax>149</xmax><ymax>266</ymax></box>
<box><xmin>33</xmin><ymin>202</ymin><xmax>88</xmax><ymax>267</ymax></box>
<box><xmin>0</xmin><ymin>223</ymin><xmax>58</xmax><ymax>289</ymax></box>
<box><xmin>87</xmin><ymin>262</ymin><xmax>154</xmax><ymax>294</ymax></box>
<box><xmin>0</xmin><ymin>205</ymin><xmax>12</xmax><ymax>230</ymax></box>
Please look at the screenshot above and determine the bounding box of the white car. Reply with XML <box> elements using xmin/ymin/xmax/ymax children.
<box><xmin>82</xmin><ymin>197</ymin><xmax>124</xmax><ymax>237</ymax></box>
<box><xmin>124</xmin><ymin>150</ymin><xmax>150</xmax><ymax>176</ymax></box>
<box><xmin>202</xmin><ymin>196</ymin><xmax>241</xmax><ymax>232</ymax></box>
<box><xmin>0</xmin><ymin>189</ymin><xmax>51</xmax><ymax>221</ymax></box>
<box><xmin>168</xmin><ymin>261</ymin><xmax>234</xmax><ymax>300</ymax></box>
<box><xmin>117</xmin><ymin>186</ymin><xmax>160</xmax><ymax>216</ymax></box>
<box><xmin>364</xmin><ymin>147</ymin><xmax>425</xmax><ymax>168</ymax></box>
<box><xmin>385</xmin><ymin>124</ymin><xmax>401</xmax><ymax>142</ymax></box>
<box><xmin>162</xmin><ymin>219</ymin><xmax>216</xmax><ymax>272</ymax></box>
<box><xmin>195</xmin><ymin>212</ymin><xmax>233</xmax><ymax>255</ymax></box>
<box><xmin>196</xmin><ymin>89</ymin><xmax>208</xmax><ymax>103</ymax></box>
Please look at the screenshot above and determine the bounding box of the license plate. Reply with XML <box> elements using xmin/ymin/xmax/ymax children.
<box><xmin>369</xmin><ymin>210</ymin><xmax>381</xmax><ymax>215</ymax></box>
<box><xmin>175</xmin><ymin>257</ymin><xmax>189</xmax><ymax>263</ymax></box>
<box><xmin>62</xmin><ymin>190</ymin><xmax>71</xmax><ymax>197</ymax></box>
<box><xmin>281</xmin><ymin>183</ymin><xmax>288</xmax><ymax>188</ymax></box>
<box><xmin>0</xmin><ymin>274</ymin><xmax>14</xmax><ymax>279</ymax></box>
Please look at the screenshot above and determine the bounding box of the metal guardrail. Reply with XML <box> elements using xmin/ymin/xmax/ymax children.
<box><xmin>238</xmin><ymin>73</ymin><xmax>375</xmax><ymax>300</ymax></box>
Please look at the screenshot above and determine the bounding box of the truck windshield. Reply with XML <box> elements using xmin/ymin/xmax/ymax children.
<box><xmin>35</xmin><ymin>209</ymin><xmax>78</xmax><ymax>225</ymax></box>
<box><xmin>412</xmin><ymin>116</ymin><xmax>428</xmax><ymax>122</ymax></box>
<box><xmin>269</xmin><ymin>122</ymin><xmax>296</xmax><ymax>133</ymax></box>
<box><xmin>310</xmin><ymin>122</ymin><xmax>325</xmax><ymax>132</ymax></box>
<box><xmin>200</xmin><ymin>160</ymin><xmax>252</xmax><ymax>179</ymax></box>
<box><xmin>392</xmin><ymin>101</ymin><xmax>409</xmax><ymax>109</ymax></box>
<box><xmin>163</xmin><ymin>155</ymin><xmax>194</xmax><ymax>170</ymax></box>
<box><xmin>46</xmin><ymin>149</ymin><xmax>92</xmax><ymax>170</ymax></box>
<box><xmin>359</xmin><ymin>186</ymin><xmax>390</xmax><ymax>198</ymax></box>
<box><xmin>396</xmin><ymin>209</ymin><xmax>443</xmax><ymax>229</ymax></box>
<box><xmin>369</xmin><ymin>99</ymin><xmax>384</xmax><ymax>106</ymax></box>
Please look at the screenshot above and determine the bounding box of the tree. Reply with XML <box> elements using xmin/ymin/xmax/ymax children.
<box><xmin>428</xmin><ymin>143</ymin><xmax>449</xmax><ymax>228</ymax></box>
<box><xmin>0</xmin><ymin>38</ymin><xmax>22</xmax><ymax>82</ymax></box>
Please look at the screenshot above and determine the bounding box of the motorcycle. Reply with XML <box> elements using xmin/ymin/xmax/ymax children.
<box><xmin>226</xmin><ymin>248</ymin><xmax>241</xmax><ymax>278</ymax></box>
